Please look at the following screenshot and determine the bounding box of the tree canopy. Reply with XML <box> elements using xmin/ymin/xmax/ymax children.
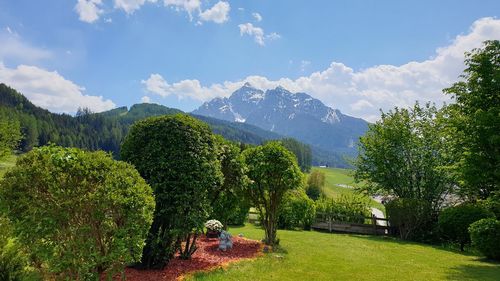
<box><xmin>121</xmin><ymin>114</ymin><xmax>222</xmax><ymax>267</ymax></box>
<box><xmin>0</xmin><ymin>111</ymin><xmax>21</xmax><ymax>160</ymax></box>
<box><xmin>242</xmin><ymin>141</ymin><xmax>303</xmax><ymax>246</ymax></box>
<box><xmin>354</xmin><ymin>103</ymin><xmax>453</xmax><ymax>210</ymax></box>
<box><xmin>0</xmin><ymin>145</ymin><xmax>155</xmax><ymax>279</ymax></box>
<box><xmin>444</xmin><ymin>40</ymin><xmax>500</xmax><ymax>199</ymax></box>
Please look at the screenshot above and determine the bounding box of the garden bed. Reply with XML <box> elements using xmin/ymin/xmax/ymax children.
<box><xmin>116</xmin><ymin>235</ymin><xmax>262</xmax><ymax>281</ymax></box>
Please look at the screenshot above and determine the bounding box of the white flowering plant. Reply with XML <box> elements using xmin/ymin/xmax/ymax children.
<box><xmin>205</xmin><ymin>219</ymin><xmax>223</xmax><ymax>232</ymax></box>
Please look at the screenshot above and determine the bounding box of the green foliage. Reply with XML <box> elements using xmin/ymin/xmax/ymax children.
<box><xmin>121</xmin><ymin>114</ymin><xmax>222</xmax><ymax>266</ymax></box>
<box><xmin>0</xmin><ymin>111</ymin><xmax>22</xmax><ymax>160</ymax></box>
<box><xmin>469</xmin><ymin>218</ymin><xmax>500</xmax><ymax>260</ymax></box>
<box><xmin>242</xmin><ymin>141</ymin><xmax>303</xmax><ymax>246</ymax></box>
<box><xmin>354</xmin><ymin>103</ymin><xmax>453</xmax><ymax>210</ymax></box>
<box><xmin>278</xmin><ymin>189</ymin><xmax>316</xmax><ymax>230</ymax></box>
<box><xmin>438</xmin><ymin>204</ymin><xmax>494</xmax><ymax>251</ymax></box>
<box><xmin>210</xmin><ymin>136</ymin><xmax>250</xmax><ymax>227</ymax></box>
<box><xmin>444</xmin><ymin>40</ymin><xmax>500</xmax><ymax>199</ymax></box>
<box><xmin>0</xmin><ymin>217</ymin><xmax>32</xmax><ymax>281</ymax></box>
<box><xmin>385</xmin><ymin>198</ymin><xmax>433</xmax><ymax>240</ymax></box>
<box><xmin>481</xmin><ymin>191</ymin><xmax>500</xmax><ymax>219</ymax></box>
<box><xmin>316</xmin><ymin>194</ymin><xmax>371</xmax><ymax>224</ymax></box>
<box><xmin>280</xmin><ymin>138</ymin><xmax>312</xmax><ymax>172</ymax></box>
<box><xmin>306</xmin><ymin>170</ymin><xmax>326</xmax><ymax>200</ymax></box>
<box><xmin>0</xmin><ymin>145</ymin><xmax>155</xmax><ymax>279</ymax></box>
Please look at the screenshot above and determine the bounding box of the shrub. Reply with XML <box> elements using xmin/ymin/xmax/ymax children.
<box><xmin>0</xmin><ymin>146</ymin><xmax>155</xmax><ymax>279</ymax></box>
<box><xmin>385</xmin><ymin>198</ymin><xmax>433</xmax><ymax>240</ymax></box>
<box><xmin>210</xmin><ymin>137</ymin><xmax>249</xmax><ymax>228</ymax></box>
<box><xmin>278</xmin><ymin>189</ymin><xmax>316</xmax><ymax>230</ymax></box>
<box><xmin>226</xmin><ymin>202</ymin><xmax>251</xmax><ymax>226</ymax></box>
<box><xmin>0</xmin><ymin>217</ymin><xmax>29</xmax><ymax>281</ymax></box>
<box><xmin>306</xmin><ymin>170</ymin><xmax>325</xmax><ymax>201</ymax></box>
<box><xmin>316</xmin><ymin>194</ymin><xmax>371</xmax><ymax>224</ymax></box>
<box><xmin>438</xmin><ymin>204</ymin><xmax>494</xmax><ymax>251</ymax></box>
<box><xmin>469</xmin><ymin>218</ymin><xmax>500</xmax><ymax>260</ymax></box>
<box><xmin>482</xmin><ymin>191</ymin><xmax>500</xmax><ymax>219</ymax></box>
<box><xmin>121</xmin><ymin>114</ymin><xmax>223</xmax><ymax>264</ymax></box>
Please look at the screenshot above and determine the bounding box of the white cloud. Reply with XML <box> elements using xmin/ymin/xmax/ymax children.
<box><xmin>199</xmin><ymin>1</ymin><xmax>230</xmax><ymax>24</ymax></box>
<box><xmin>163</xmin><ymin>0</ymin><xmax>201</xmax><ymax>20</ymax></box>
<box><xmin>266</xmin><ymin>32</ymin><xmax>281</xmax><ymax>41</ymax></box>
<box><xmin>143</xmin><ymin>18</ymin><xmax>500</xmax><ymax>122</ymax></box>
<box><xmin>0</xmin><ymin>63</ymin><xmax>115</xmax><ymax>113</ymax></box>
<box><xmin>238</xmin><ymin>23</ymin><xmax>280</xmax><ymax>46</ymax></box>
<box><xmin>114</xmin><ymin>0</ymin><xmax>158</xmax><ymax>14</ymax></box>
<box><xmin>252</xmin><ymin>12</ymin><xmax>262</xmax><ymax>22</ymax></box>
<box><xmin>75</xmin><ymin>0</ymin><xmax>104</xmax><ymax>23</ymax></box>
<box><xmin>239</xmin><ymin>23</ymin><xmax>264</xmax><ymax>45</ymax></box>
<box><xmin>142</xmin><ymin>73</ymin><xmax>241</xmax><ymax>101</ymax></box>
<box><xmin>0</xmin><ymin>29</ymin><xmax>52</xmax><ymax>63</ymax></box>
<box><xmin>141</xmin><ymin>95</ymin><xmax>151</xmax><ymax>103</ymax></box>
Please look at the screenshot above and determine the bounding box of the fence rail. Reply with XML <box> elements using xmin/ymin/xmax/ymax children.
<box><xmin>312</xmin><ymin>212</ymin><xmax>393</xmax><ymax>236</ymax></box>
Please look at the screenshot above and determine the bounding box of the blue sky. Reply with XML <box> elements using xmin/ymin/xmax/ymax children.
<box><xmin>0</xmin><ymin>0</ymin><xmax>499</xmax><ymax>121</ymax></box>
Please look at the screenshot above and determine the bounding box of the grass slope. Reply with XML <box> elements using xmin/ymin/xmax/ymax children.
<box><xmin>312</xmin><ymin>167</ymin><xmax>384</xmax><ymax>211</ymax></box>
<box><xmin>189</xmin><ymin>224</ymin><xmax>500</xmax><ymax>281</ymax></box>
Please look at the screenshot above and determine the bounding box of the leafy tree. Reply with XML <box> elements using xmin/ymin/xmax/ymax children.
<box><xmin>306</xmin><ymin>170</ymin><xmax>326</xmax><ymax>200</ymax></box>
<box><xmin>242</xmin><ymin>141</ymin><xmax>303</xmax><ymax>246</ymax></box>
<box><xmin>0</xmin><ymin>146</ymin><xmax>155</xmax><ymax>279</ymax></box>
<box><xmin>354</xmin><ymin>103</ymin><xmax>453</xmax><ymax>211</ymax></box>
<box><xmin>444</xmin><ymin>40</ymin><xmax>500</xmax><ymax>199</ymax></box>
<box><xmin>281</xmin><ymin>138</ymin><xmax>312</xmax><ymax>172</ymax></box>
<box><xmin>438</xmin><ymin>204</ymin><xmax>493</xmax><ymax>251</ymax></box>
<box><xmin>121</xmin><ymin>114</ymin><xmax>222</xmax><ymax>267</ymax></box>
<box><xmin>210</xmin><ymin>136</ymin><xmax>249</xmax><ymax>228</ymax></box>
<box><xmin>0</xmin><ymin>111</ymin><xmax>21</xmax><ymax>160</ymax></box>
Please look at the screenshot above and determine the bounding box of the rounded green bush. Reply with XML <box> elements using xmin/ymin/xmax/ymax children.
<box><xmin>469</xmin><ymin>218</ymin><xmax>500</xmax><ymax>260</ymax></box>
<box><xmin>0</xmin><ymin>145</ymin><xmax>155</xmax><ymax>279</ymax></box>
<box><xmin>121</xmin><ymin>114</ymin><xmax>223</xmax><ymax>265</ymax></box>
<box><xmin>438</xmin><ymin>204</ymin><xmax>494</xmax><ymax>251</ymax></box>
<box><xmin>278</xmin><ymin>189</ymin><xmax>316</xmax><ymax>230</ymax></box>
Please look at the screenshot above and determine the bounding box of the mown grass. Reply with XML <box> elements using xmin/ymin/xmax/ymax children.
<box><xmin>312</xmin><ymin>167</ymin><xmax>385</xmax><ymax>211</ymax></box>
<box><xmin>188</xmin><ymin>224</ymin><xmax>500</xmax><ymax>281</ymax></box>
<box><xmin>0</xmin><ymin>154</ymin><xmax>17</xmax><ymax>179</ymax></box>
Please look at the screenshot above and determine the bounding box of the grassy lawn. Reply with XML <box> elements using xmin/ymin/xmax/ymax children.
<box><xmin>189</xmin><ymin>224</ymin><xmax>500</xmax><ymax>281</ymax></box>
<box><xmin>0</xmin><ymin>154</ymin><xmax>17</xmax><ymax>178</ymax></box>
<box><xmin>312</xmin><ymin>167</ymin><xmax>385</xmax><ymax>212</ymax></box>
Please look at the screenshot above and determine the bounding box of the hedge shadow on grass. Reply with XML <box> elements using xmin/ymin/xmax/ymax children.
<box><xmin>446</xmin><ymin>263</ymin><xmax>500</xmax><ymax>281</ymax></box>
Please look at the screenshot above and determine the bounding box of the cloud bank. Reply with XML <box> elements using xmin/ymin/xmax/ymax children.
<box><xmin>0</xmin><ymin>63</ymin><xmax>115</xmax><ymax>113</ymax></box>
<box><xmin>143</xmin><ymin>17</ymin><xmax>500</xmax><ymax>122</ymax></box>
<box><xmin>75</xmin><ymin>0</ymin><xmax>230</xmax><ymax>24</ymax></box>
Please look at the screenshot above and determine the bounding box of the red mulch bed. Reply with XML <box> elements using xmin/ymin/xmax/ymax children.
<box><xmin>118</xmin><ymin>236</ymin><xmax>262</xmax><ymax>281</ymax></box>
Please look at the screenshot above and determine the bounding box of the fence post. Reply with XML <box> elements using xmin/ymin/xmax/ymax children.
<box><xmin>372</xmin><ymin>215</ymin><xmax>377</xmax><ymax>235</ymax></box>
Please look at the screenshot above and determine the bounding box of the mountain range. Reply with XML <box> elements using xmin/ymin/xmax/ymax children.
<box><xmin>193</xmin><ymin>83</ymin><xmax>369</xmax><ymax>156</ymax></box>
<box><xmin>0</xmin><ymin>83</ymin><xmax>366</xmax><ymax>167</ymax></box>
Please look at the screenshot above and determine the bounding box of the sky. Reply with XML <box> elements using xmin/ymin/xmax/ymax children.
<box><xmin>0</xmin><ymin>0</ymin><xmax>499</xmax><ymax>122</ymax></box>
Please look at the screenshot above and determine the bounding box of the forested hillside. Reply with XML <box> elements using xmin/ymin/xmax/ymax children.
<box><xmin>0</xmin><ymin>84</ymin><xmax>349</xmax><ymax>167</ymax></box>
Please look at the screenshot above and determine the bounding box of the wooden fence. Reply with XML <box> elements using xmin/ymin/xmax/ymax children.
<box><xmin>312</xmin><ymin>212</ymin><xmax>393</xmax><ymax>236</ymax></box>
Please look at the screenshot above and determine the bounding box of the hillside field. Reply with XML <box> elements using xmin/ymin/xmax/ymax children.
<box><xmin>312</xmin><ymin>167</ymin><xmax>385</xmax><ymax>212</ymax></box>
